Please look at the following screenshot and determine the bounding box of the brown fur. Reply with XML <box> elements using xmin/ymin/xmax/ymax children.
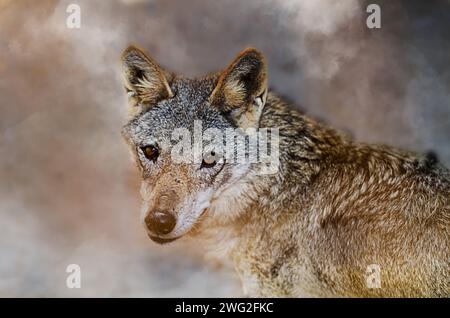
<box><xmin>198</xmin><ymin>95</ymin><xmax>450</xmax><ymax>297</ymax></box>
<box><xmin>121</xmin><ymin>46</ymin><xmax>450</xmax><ymax>297</ymax></box>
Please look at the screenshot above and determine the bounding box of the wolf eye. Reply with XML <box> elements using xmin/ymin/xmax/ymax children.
<box><xmin>200</xmin><ymin>159</ymin><xmax>217</xmax><ymax>169</ymax></box>
<box><xmin>200</xmin><ymin>151</ymin><xmax>217</xmax><ymax>169</ymax></box>
<box><xmin>142</xmin><ymin>145</ymin><xmax>159</xmax><ymax>162</ymax></box>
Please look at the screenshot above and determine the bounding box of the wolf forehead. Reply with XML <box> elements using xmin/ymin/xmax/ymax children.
<box><xmin>122</xmin><ymin>77</ymin><xmax>233</xmax><ymax>143</ymax></box>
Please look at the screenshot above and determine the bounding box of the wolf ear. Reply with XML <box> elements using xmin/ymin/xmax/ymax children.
<box><xmin>121</xmin><ymin>45</ymin><xmax>174</xmax><ymax>111</ymax></box>
<box><xmin>209</xmin><ymin>48</ymin><xmax>268</xmax><ymax>128</ymax></box>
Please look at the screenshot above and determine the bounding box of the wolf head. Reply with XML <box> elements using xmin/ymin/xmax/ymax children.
<box><xmin>121</xmin><ymin>46</ymin><xmax>270</xmax><ymax>244</ymax></box>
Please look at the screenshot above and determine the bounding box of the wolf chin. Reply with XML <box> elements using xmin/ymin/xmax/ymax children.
<box><xmin>120</xmin><ymin>45</ymin><xmax>449</xmax><ymax>297</ymax></box>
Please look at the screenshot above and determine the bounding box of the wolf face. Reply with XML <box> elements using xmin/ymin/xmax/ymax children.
<box><xmin>121</xmin><ymin>46</ymin><xmax>268</xmax><ymax>244</ymax></box>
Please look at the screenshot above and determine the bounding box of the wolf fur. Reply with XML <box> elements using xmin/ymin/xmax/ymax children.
<box><xmin>120</xmin><ymin>46</ymin><xmax>449</xmax><ymax>297</ymax></box>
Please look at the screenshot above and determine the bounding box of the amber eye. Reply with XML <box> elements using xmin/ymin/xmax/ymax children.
<box><xmin>142</xmin><ymin>145</ymin><xmax>159</xmax><ymax>162</ymax></box>
<box><xmin>200</xmin><ymin>151</ymin><xmax>217</xmax><ymax>169</ymax></box>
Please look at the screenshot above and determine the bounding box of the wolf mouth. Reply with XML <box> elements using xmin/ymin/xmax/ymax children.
<box><xmin>148</xmin><ymin>234</ymin><xmax>179</xmax><ymax>244</ymax></box>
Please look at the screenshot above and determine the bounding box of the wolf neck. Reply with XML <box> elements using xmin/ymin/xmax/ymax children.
<box><xmin>202</xmin><ymin>92</ymin><xmax>349</xmax><ymax>256</ymax></box>
<box><xmin>256</xmin><ymin>92</ymin><xmax>349</xmax><ymax>190</ymax></box>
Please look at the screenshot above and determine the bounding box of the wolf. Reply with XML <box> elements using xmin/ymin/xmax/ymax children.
<box><xmin>120</xmin><ymin>45</ymin><xmax>449</xmax><ymax>297</ymax></box>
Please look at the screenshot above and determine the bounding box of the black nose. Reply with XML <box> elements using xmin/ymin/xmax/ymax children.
<box><xmin>145</xmin><ymin>211</ymin><xmax>176</xmax><ymax>235</ymax></box>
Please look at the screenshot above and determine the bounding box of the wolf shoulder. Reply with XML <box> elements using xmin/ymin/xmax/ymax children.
<box><xmin>307</xmin><ymin>142</ymin><xmax>450</xmax><ymax>233</ymax></box>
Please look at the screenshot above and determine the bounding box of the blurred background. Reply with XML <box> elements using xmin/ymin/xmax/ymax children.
<box><xmin>0</xmin><ymin>0</ymin><xmax>449</xmax><ymax>297</ymax></box>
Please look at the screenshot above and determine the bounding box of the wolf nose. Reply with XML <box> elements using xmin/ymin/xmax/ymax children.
<box><xmin>145</xmin><ymin>211</ymin><xmax>176</xmax><ymax>235</ymax></box>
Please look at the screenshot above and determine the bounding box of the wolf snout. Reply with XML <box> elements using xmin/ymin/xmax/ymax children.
<box><xmin>145</xmin><ymin>210</ymin><xmax>176</xmax><ymax>235</ymax></box>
